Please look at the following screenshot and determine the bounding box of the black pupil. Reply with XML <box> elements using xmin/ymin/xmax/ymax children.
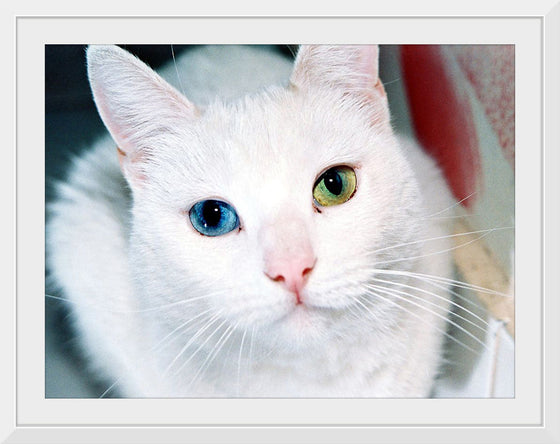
<box><xmin>202</xmin><ymin>201</ymin><xmax>222</xmax><ymax>227</ymax></box>
<box><xmin>323</xmin><ymin>170</ymin><xmax>343</xmax><ymax>195</ymax></box>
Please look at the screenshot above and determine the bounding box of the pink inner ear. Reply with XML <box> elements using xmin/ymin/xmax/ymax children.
<box><xmin>356</xmin><ymin>45</ymin><xmax>380</xmax><ymax>85</ymax></box>
<box><xmin>116</xmin><ymin>146</ymin><xmax>148</xmax><ymax>186</ymax></box>
<box><xmin>291</xmin><ymin>45</ymin><xmax>382</xmax><ymax>92</ymax></box>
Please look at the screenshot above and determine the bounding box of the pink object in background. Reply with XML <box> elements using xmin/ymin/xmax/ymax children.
<box><xmin>453</xmin><ymin>45</ymin><xmax>515</xmax><ymax>170</ymax></box>
<box><xmin>400</xmin><ymin>45</ymin><xmax>514</xmax><ymax>209</ymax></box>
<box><xmin>400</xmin><ymin>45</ymin><xmax>482</xmax><ymax>208</ymax></box>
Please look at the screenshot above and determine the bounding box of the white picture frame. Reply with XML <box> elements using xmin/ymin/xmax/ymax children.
<box><xmin>3</xmin><ymin>3</ymin><xmax>559</xmax><ymax>443</ymax></box>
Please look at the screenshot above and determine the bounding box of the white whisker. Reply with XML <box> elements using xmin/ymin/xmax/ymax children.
<box><xmin>187</xmin><ymin>323</ymin><xmax>239</xmax><ymax>391</ymax></box>
<box><xmin>152</xmin><ymin>308</ymin><xmax>215</xmax><ymax>352</ymax></box>
<box><xmin>422</xmin><ymin>213</ymin><xmax>478</xmax><ymax>221</ymax></box>
<box><xmin>364</xmin><ymin>284</ymin><xmax>489</xmax><ymax>352</ymax></box>
<box><xmin>353</xmin><ymin>297</ymin><xmax>384</xmax><ymax>324</ymax></box>
<box><xmin>237</xmin><ymin>328</ymin><xmax>248</xmax><ymax>395</ymax></box>
<box><xmin>424</xmin><ymin>278</ymin><xmax>489</xmax><ymax>312</ymax></box>
<box><xmin>370</xmin><ymin>268</ymin><xmax>510</xmax><ymax>297</ymax></box>
<box><xmin>423</xmin><ymin>191</ymin><xmax>477</xmax><ymax>218</ymax></box>
<box><xmin>373</xmin><ymin>228</ymin><xmax>511</xmax><ymax>267</ymax></box>
<box><xmin>248</xmin><ymin>325</ymin><xmax>257</xmax><ymax>366</ymax></box>
<box><xmin>367</xmin><ymin>226</ymin><xmax>512</xmax><ymax>259</ymax></box>
<box><xmin>163</xmin><ymin>312</ymin><xmax>224</xmax><ymax>376</ymax></box>
<box><xmin>359</xmin><ymin>292</ymin><xmax>479</xmax><ymax>355</ymax></box>
<box><xmin>368</xmin><ymin>282</ymin><xmax>488</xmax><ymax>339</ymax></box>
<box><xmin>170</xmin><ymin>44</ymin><xmax>186</xmax><ymax>95</ymax></box>
<box><xmin>172</xmin><ymin>317</ymin><xmax>230</xmax><ymax>377</ymax></box>
<box><xmin>99</xmin><ymin>378</ymin><xmax>121</xmax><ymax>398</ymax></box>
<box><xmin>45</xmin><ymin>291</ymin><xmax>227</xmax><ymax>314</ymax></box>
<box><xmin>370</xmin><ymin>277</ymin><xmax>490</xmax><ymax>331</ymax></box>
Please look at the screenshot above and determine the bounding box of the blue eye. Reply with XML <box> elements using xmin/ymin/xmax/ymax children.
<box><xmin>189</xmin><ymin>200</ymin><xmax>240</xmax><ymax>236</ymax></box>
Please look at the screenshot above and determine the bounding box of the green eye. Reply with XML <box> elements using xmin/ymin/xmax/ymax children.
<box><xmin>313</xmin><ymin>165</ymin><xmax>357</xmax><ymax>207</ymax></box>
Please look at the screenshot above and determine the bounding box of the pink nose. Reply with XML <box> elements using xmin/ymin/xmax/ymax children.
<box><xmin>265</xmin><ymin>255</ymin><xmax>316</xmax><ymax>304</ymax></box>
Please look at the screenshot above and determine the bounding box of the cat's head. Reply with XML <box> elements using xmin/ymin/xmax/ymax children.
<box><xmin>87</xmin><ymin>45</ymin><xmax>422</xmax><ymax>351</ymax></box>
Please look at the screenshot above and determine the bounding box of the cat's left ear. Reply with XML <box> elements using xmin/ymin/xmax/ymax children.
<box><xmin>87</xmin><ymin>45</ymin><xmax>198</xmax><ymax>188</ymax></box>
<box><xmin>290</xmin><ymin>45</ymin><xmax>388</xmax><ymax>120</ymax></box>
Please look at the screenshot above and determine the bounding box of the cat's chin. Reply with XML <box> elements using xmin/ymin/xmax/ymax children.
<box><xmin>281</xmin><ymin>304</ymin><xmax>316</xmax><ymax>327</ymax></box>
<box><xmin>266</xmin><ymin>304</ymin><xmax>332</xmax><ymax>349</ymax></box>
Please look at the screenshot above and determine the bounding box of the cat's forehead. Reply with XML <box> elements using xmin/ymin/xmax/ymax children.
<box><xmin>199</xmin><ymin>91</ymin><xmax>376</xmax><ymax>168</ymax></box>
<box><xmin>151</xmin><ymin>89</ymin><xmax>390</xmax><ymax>209</ymax></box>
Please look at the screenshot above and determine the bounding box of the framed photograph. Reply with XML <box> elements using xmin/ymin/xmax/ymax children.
<box><xmin>4</xmin><ymin>4</ymin><xmax>559</xmax><ymax>443</ymax></box>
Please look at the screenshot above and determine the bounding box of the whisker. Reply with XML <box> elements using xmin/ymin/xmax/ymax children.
<box><xmin>133</xmin><ymin>294</ymin><xmax>220</xmax><ymax>313</ymax></box>
<box><xmin>171</xmin><ymin>316</ymin><xmax>230</xmax><ymax>377</ymax></box>
<box><xmin>359</xmin><ymin>292</ymin><xmax>479</xmax><ymax>355</ymax></box>
<box><xmin>423</xmin><ymin>191</ymin><xmax>477</xmax><ymax>218</ymax></box>
<box><xmin>370</xmin><ymin>268</ymin><xmax>510</xmax><ymax>297</ymax></box>
<box><xmin>248</xmin><ymin>325</ymin><xmax>256</xmax><ymax>365</ymax></box>
<box><xmin>364</xmin><ymin>284</ymin><xmax>489</xmax><ymax>352</ymax></box>
<box><xmin>188</xmin><ymin>325</ymin><xmax>233</xmax><ymax>389</ymax></box>
<box><xmin>170</xmin><ymin>44</ymin><xmax>186</xmax><ymax>95</ymax></box>
<box><xmin>46</xmin><ymin>293</ymin><xmax>72</xmax><ymax>303</ymax></box>
<box><xmin>368</xmin><ymin>279</ymin><xmax>488</xmax><ymax>334</ymax></box>
<box><xmin>353</xmin><ymin>297</ymin><xmax>385</xmax><ymax>324</ymax></box>
<box><xmin>424</xmin><ymin>278</ymin><xmax>489</xmax><ymax>312</ymax></box>
<box><xmin>163</xmin><ymin>312</ymin><xmax>224</xmax><ymax>376</ymax></box>
<box><xmin>382</xmin><ymin>77</ymin><xmax>401</xmax><ymax>87</ymax></box>
<box><xmin>237</xmin><ymin>328</ymin><xmax>248</xmax><ymax>395</ymax></box>
<box><xmin>99</xmin><ymin>378</ymin><xmax>121</xmax><ymax>398</ymax></box>
<box><xmin>97</xmin><ymin>309</ymin><xmax>217</xmax><ymax>398</ymax></box>
<box><xmin>187</xmin><ymin>323</ymin><xmax>239</xmax><ymax>391</ymax></box>
<box><xmin>151</xmin><ymin>308</ymin><xmax>215</xmax><ymax>353</ymax></box>
<box><xmin>345</xmin><ymin>301</ymin><xmax>369</xmax><ymax>323</ymax></box>
<box><xmin>367</xmin><ymin>226</ymin><xmax>512</xmax><ymax>259</ymax></box>
<box><xmin>46</xmin><ymin>290</ymin><xmax>230</xmax><ymax>314</ymax></box>
<box><xmin>421</xmin><ymin>213</ymin><xmax>479</xmax><ymax>221</ymax></box>
<box><xmin>372</xmin><ymin>228</ymin><xmax>511</xmax><ymax>267</ymax></box>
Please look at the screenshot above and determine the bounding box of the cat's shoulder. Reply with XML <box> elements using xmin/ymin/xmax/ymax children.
<box><xmin>397</xmin><ymin>134</ymin><xmax>455</xmax><ymax>215</ymax></box>
<box><xmin>53</xmin><ymin>136</ymin><xmax>128</xmax><ymax>207</ymax></box>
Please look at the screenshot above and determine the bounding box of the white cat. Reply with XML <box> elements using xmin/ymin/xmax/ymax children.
<box><xmin>47</xmin><ymin>45</ymin><xmax>456</xmax><ymax>397</ymax></box>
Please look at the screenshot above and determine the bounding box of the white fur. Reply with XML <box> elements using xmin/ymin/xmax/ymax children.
<box><xmin>47</xmin><ymin>45</ymin><xmax>455</xmax><ymax>397</ymax></box>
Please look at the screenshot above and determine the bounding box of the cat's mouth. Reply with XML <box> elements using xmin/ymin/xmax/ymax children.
<box><xmin>271</xmin><ymin>302</ymin><xmax>315</xmax><ymax>324</ymax></box>
<box><xmin>274</xmin><ymin>299</ymin><xmax>343</xmax><ymax>327</ymax></box>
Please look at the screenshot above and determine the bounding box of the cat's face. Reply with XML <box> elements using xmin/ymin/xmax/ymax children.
<box><xmin>88</xmin><ymin>45</ymin><xmax>423</xmax><ymax>351</ymax></box>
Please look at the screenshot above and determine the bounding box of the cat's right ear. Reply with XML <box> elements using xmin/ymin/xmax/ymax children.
<box><xmin>289</xmin><ymin>45</ymin><xmax>389</xmax><ymax>125</ymax></box>
<box><xmin>87</xmin><ymin>45</ymin><xmax>198</xmax><ymax>188</ymax></box>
